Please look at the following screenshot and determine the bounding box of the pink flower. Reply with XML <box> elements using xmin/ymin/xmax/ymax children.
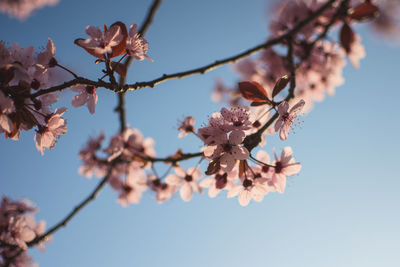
<box><xmin>0</xmin><ymin>91</ymin><xmax>15</xmax><ymax>134</ymax></box>
<box><xmin>34</xmin><ymin>107</ymin><xmax>67</xmax><ymax>155</ymax></box>
<box><xmin>71</xmin><ymin>85</ymin><xmax>98</xmax><ymax>114</ymax></box>
<box><xmin>227</xmin><ymin>178</ymin><xmax>271</xmax><ymax>207</ymax></box>
<box><xmin>271</xmin><ymin>147</ymin><xmax>302</xmax><ymax>193</ymax></box>
<box><xmin>35</xmin><ymin>38</ymin><xmax>56</xmax><ymax>70</ymax></box>
<box><xmin>200</xmin><ymin>170</ymin><xmax>237</xmax><ymax>198</ymax></box>
<box><xmin>126</xmin><ymin>24</ymin><xmax>153</xmax><ymax>61</ymax></box>
<box><xmin>78</xmin><ymin>132</ymin><xmax>109</xmax><ymax>178</ymax></box>
<box><xmin>104</xmin><ymin>127</ymin><xmax>156</xmax><ymax>163</ymax></box>
<box><xmin>275</xmin><ymin>99</ymin><xmax>305</xmax><ymax>141</ymax></box>
<box><xmin>148</xmin><ymin>174</ymin><xmax>177</xmax><ymax>203</ymax></box>
<box><xmin>74</xmin><ymin>22</ymin><xmax>126</xmax><ymax>59</ymax></box>
<box><xmin>220</xmin><ymin>106</ymin><xmax>252</xmax><ymax>132</ymax></box>
<box><xmin>108</xmin><ymin>165</ymin><xmax>148</xmax><ymax>207</ymax></box>
<box><xmin>347</xmin><ymin>35</ymin><xmax>366</xmax><ymax>69</ymax></box>
<box><xmin>165</xmin><ymin>167</ymin><xmax>202</xmax><ymax>202</ymax></box>
<box><xmin>177</xmin><ymin>116</ymin><xmax>195</xmax><ymax>138</ymax></box>
<box><xmin>203</xmin><ymin>130</ymin><xmax>249</xmax><ymax>171</ymax></box>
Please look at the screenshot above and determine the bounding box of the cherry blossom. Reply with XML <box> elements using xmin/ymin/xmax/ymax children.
<box><xmin>71</xmin><ymin>85</ymin><xmax>98</xmax><ymax>114</ymax></box>
<box><xmin>227</xmin><ymin>178</ymin><xmax>271</xmax><ymax>207</ymax></box>
<box><xmin>177</xmin><ymin>116</ymin><xmax>195</xmax><ymax>138</ymax></box>
<box><xmin>126</xmin><ymin>24</ymin><xmax>153</xmax><ymax>61</ymax></box>
<box><xmin>274</xmin><ymin>100</ymin><xmax>305</xmax><ymax>141</ymax></box>
<box><xmin>347</xmin><ymin>35</ymin><xmax>366</xmax><ymax>69</ymax></box>
<box><xmin>200</xmin><ymin>170</ymin><xmax>237</xmax><ymax>198</ymax></box>
<box><xmin>271</xmin><ymin>147</ymin><xmax>302</xmax><ymax>193</ymax></box>
<box><xmin>165</xmin><ymin>167</ymin><xmax>203</xmax><ymax>202</ymax></box>
<box><xmin>34</xmin><ymin>107</ymin><xmax>67</xmax><ymax>155</ymax></box>
<box><xmin>74</xmin><ymin>23</ymin><xmax>126</xmax><ymax>59</ymax></box>
<box><xmin>203</xmin><ymin>130</ymin><xmax>249</xmax><ymax>171</ymax></box>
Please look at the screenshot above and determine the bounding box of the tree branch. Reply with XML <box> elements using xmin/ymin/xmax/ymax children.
<box><xmin>29</xmin><ymin>0</ymin><xmax>337</xmax><ymax>98</ymax></box>
<box><xmin>115</xmin><ymin>0</ymin><xmax>163</xmax><ymax>132</ymax></box>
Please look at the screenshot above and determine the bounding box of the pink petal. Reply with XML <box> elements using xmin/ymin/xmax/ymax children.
<box><xmin>279</xmin><ymin>124</ymin><xmax>290</xmax><ymax>141</ymax></box>
<box><xmin>180</xmin><ymin>182</ymin><xmax>193</xmax><ymax>202</ymax></box>
<box><xmin>281</xmin><ymin>146</ymin><xmax>294</xmax><ymax>164</ymax></box>
<box><xmin>220</xmin><ymin>154</ymin><xmax>236</xmax><ymax>171</ymax></box>
<box><xmin>0</xmin><ymin>114</ymin><xmax>13</xmax><ymax>133</ymax></box>
<box><xmin>274</xmin><ymin>118</ymin><xmax>284</xmax><ymax>132</ymax></box>
<box><xmin>289</xmin><ymin>99</ymin><xmax>305</xmax><ymax>116</ymax></box>
<box><xmin>238</xmin><ymin>190</ymin><xmax>252</xmax><ymax>206</ymax></box>
<box><xmin>277</xmin><ymin>101</ymin><xmax>289</xmax><ymax>115</ymax></box>
<box><xmin>231</xmin><ymin>146</ymin><xmax>249</xmax><ymax>160</ymax></box>
<box><xmin>86</xmin><ymin>26</ymin><xmax>102</xmax><ymax>39</ymax></box>
<box><xmin>283</xmin><ymin>163</ymin><xmax>302</xmax><ymax>176</ymax></box>
<box><xmin>208</xmin><ymin>185</ymin><xmax>220</xmax><ymax>198</ymax></box>
<box><xmin>165</xmin><ymin>174</ymin><xmax>183</xmax><ymax>186</ymax></box>
<box><xmin>227</xmin><ymin>185</ymin><xmax>243</xmax><ymax>198</ymax></box>
<box><xmin>229</xmin><ymin>130</ymin><xmax>245</xmax><ymax>145</ymax></box>
<box><xmin>174</xmin><ymin>167</ymin><xmax>187</xmax><ymax>177</ymax></box>
<box><xmin>72</xmin><ymin>92</ymin><xmax>88</xmax><ymax>107</ymax></box>
<box><xmin>87</xmin><ymin>94</ymin><xmax>97</xmax><ymax>114</ymax></box>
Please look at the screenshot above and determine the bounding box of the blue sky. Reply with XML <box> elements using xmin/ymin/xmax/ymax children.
<box><xmin>1</xmin><ymin>0</ymin><xmax>400</xmax><ymax>266</ymax></box>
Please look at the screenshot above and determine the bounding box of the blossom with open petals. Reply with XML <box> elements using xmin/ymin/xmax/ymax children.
<box><xmin>275</xmin><ymin>99</ymin><xmax>305</xmax><ymax>141</ymax></box>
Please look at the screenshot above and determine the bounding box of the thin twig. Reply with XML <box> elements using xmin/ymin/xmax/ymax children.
<box><xmin>26</xmin><ymin>168</ymin><xmax>113</xmax><ymax>247</ymax></box>
<box><xmin>115</xmin><ymin>0</ymin><xmax>163</xmax><ymax>132</ymax></box>
<box><xmin>29</xmin><ymin>0</ymin><xmax>337</xmax><ymax>98</ymax></box>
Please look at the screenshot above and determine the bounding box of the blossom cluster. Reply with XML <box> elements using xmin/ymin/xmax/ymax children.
<box><xmin>213</xmin><ymin>0</ymin><xmax>378</xmax><ymax>112</ymax></box>
<box><xmin>75</xmin><ymin>100</ymin><xmax>303</xmax><ymax>207</ymax></box>
<box><xmin>0</xmin><ymin>0</ymin><xmax>59</xmax><ymax>21</ymax></box>
<box><xmin>0</xmin><ymin>39</ymin><xmax>69</xmax><ymax>154</ymax></box>
<box><xmin>0</xmin><ymin>21</ymin><xmax>153</xmax><ymax>155</ymax></box>
<box><xmin>0</xmin><ymin>197</ymin><xmax>50</xmax><ymax>267</ymax></box>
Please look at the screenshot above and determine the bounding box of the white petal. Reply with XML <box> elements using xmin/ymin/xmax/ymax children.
<box><xmin>227</xmin><ymin>185</ymin><xmax>243</xmax><ymax>198</ymax></box>
<box><xmin>238</xmin><ymin>190</ymin><xmax>252</xmax><ymax>206</ymax></box>
<box><xmin>180</xmin><ymin>182</ymin><xmax>193</xmax><ymax>202</ymax></box>
<box><xmin>165</xmin><ymin>174</ymin><xmax>183</xmax><ymax>186</ymax></box>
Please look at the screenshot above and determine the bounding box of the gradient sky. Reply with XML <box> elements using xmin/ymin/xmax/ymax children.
<box><xmin>1</xmin><ymin>0</ymin><xmax>400</xmax><ymax>267</ymax></box>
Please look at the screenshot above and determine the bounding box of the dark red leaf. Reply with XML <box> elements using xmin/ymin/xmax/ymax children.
<box><xmin>272</xmin><ymin>75</ymin><xmax>290</xmax><ymax>98</ymax></box>
<box><xmin>110</xmin><ymin>21</ymin><xmax>128</xmax><ymax>58</ymax></box>
<box><xmin>205</xmin><ymin>160</ymin><xmax>220</xmax><ymax>176</ymax></box>
<box><xmin>350</xmin><ymin>2</ymin><xmax>379</xmax><ymax>21</ymax></box>
<box><xmin>250</xmin><ymin>101</ymin><xmax>266</xmax><ymax>107</ymax></box>
<box><xmin>340</xmin><ymin>23</ymin><xmax>355</xmax><ymax>54</ymax></box>
<box><xmin>238</xmin><ymin>81</ymin><xmax>269</xmax><ymax>102</ymax></box>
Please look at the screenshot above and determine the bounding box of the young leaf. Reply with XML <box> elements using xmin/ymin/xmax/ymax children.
<box><xmin>350</xmin><ymin>2</ymin><xmax>379</xmax><ymax>21</ymax></box>
<box><xmin>272</xmin><ymin>75</ymin><xmax>290</xmax><ymax>98</ymax></box>
<box><xmin>340</xmin><ymin>23</ymin><xmax>355</xmax><ymax>54</ymax></box>
<box><xmin>238</xmin><ymin>81</ymin><xmax>269</xmax><ymax>102</ymax></box>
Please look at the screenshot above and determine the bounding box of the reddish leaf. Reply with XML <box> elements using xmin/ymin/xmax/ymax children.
<box><xmin>238</xmin><ymin>81</ymin><xmax>269</xmax><ymax>102</ymax></box>
<box><xmin>272</xmin><ymin>75</ymin><xmax>290</xmax><ymax>98</ymax></box>
<box><xmin>350</xmin><ymin>2</ymin><xmax>379</xmax><ymax>21</ymax></box>
<box><xmin>110</xmin><ymin>21</ymin><xmax>128</xmax><ymax>58</ymax></box>
<box><xmin>205</xmin><ymin>160</ymin><xmax>220</xmax><ymax>175</ymax></box>
<box><xmin>340</xmin><ymin>23</ymin><xmax>355</xmax><ymax>54</ymax></box>
<box><xmin>250</xmin><ymin>101</ymin><xmax>266</xmax><ymax>107</ymax></box>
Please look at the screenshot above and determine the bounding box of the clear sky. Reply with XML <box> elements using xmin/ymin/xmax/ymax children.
<box><xmin>1</xmin><ymin>0</ymin><xmax>400</xmax><ymax>267</ymax></box>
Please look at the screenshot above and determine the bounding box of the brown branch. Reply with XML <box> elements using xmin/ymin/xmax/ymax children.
<box><xmin>115</xmin><ymin>0</ymin><xmax>163</xmax><ymax>132</ymax></box>
<box><xmin>29</xmin><ymin>0</ymin><xmax>337</xmax><ymax>98</ymax></box>
<box><xmin>26</xmin><ymin>168</ymin><xmax>113</xmax><ymax>248</ymax></box>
